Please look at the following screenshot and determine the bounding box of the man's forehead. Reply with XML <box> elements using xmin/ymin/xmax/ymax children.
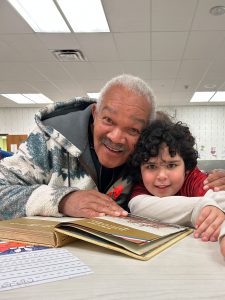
<box><xmin>101</xmin><ymin>104</ymin><xmax>148</xmax><ymax>126</ymax></box>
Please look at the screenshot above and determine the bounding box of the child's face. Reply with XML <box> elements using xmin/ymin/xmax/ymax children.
<box><xmin>140</xmin><ymin>144</ymin><xmax>186</xmax><ymax>197</ymax></box>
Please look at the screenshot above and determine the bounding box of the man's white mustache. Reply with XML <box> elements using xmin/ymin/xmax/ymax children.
<box><xmin>101</xmin><ymin>137</ymin><xmax>126</xmax><ymax>152</ymax></box>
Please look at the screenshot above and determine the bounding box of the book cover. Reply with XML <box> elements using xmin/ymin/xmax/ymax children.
<box><xmin>0</xmin><ymin>241</ymin><xmax>48</xmax><ymax>255</ymax></box>
<box><xmin>0</xmin><ymin>214</ymin><xmax>193</xmax><ymax>261</ymax></box>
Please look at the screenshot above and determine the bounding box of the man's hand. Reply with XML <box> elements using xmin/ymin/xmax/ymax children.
<box><xmin>59</xmin><ymin>190</ymin><xmax>128</xmax><ymax>218</ymax></box>
<box><xmin>194</xmin><ymin>205</ymin><xmax>225</xmax><ymax>242</ymax></box>
<box><xmin>203</xmin><ymin>169</ymin><xmax>225</xmax><ymax>191</ymax></box>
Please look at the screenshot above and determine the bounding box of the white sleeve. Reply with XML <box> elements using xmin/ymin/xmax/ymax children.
<box><xmin>128</xmin><ymin>189</ymin><xmax>225</xmax><ymax>228</ymax></box>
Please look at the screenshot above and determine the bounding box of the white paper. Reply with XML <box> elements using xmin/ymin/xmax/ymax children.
<box><xmin>0</xmin><ymin>248</ymin><xmax>93</xmax><ymax>291</ymax></box>
<box><xmin>10</xmin><ymin>144</ymin><xmax>17</xmax><ymax>153</ymax></box>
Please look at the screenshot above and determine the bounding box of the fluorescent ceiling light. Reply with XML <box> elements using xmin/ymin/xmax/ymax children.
<box><xmin>1</xmin><ymin>94</ymin><xmax>53</xmax><ymax>104</ymax></box>
<box><xmin>87</xmin><ymin>92</ymin><xmax>100</xmax><ymax>99</ymax></box>
<box><xmin>8</xmin><ymin>0</ymin><xmax>70</xmax><ymax>32</ymax></box>
<box><xmin>57</xmin><ymin>0</ymin><xmax>110</xmax><ymax>32</ymax></box>
<box><xmin>190</xmin><ymin>91</ymin><xmax>215</xmax><ymax>102</ymax></box>
<box><xmin>210</xmin><ymin>91</ymin><xmax>225</xmax><ymax>102</ymax></box>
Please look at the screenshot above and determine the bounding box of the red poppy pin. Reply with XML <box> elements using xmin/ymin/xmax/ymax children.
<box><xmin>108</xmin><ymin>185</ymin><xmax>123</xmax><ymax>200</ymax></box>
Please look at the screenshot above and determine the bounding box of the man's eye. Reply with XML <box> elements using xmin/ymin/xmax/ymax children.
<box><xmin>103</xmin><ymin>117</ymin><xmax>113</xmax><ymax>124</ymax></box>
<box><xmin>128</xmin><ymin>128</ymin><xmax>140</xmax><ymax>136</ymax></box>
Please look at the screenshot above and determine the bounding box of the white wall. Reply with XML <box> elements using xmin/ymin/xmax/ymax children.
<box><xmin>0</xmin><ymin>105</ymin><xmax>225</xmax><ymax>160</ymax></box>
<box><xmin>0</xmin><ymin>108</ymin><xmax>38</xmax><ymax>135</ymax></box>
<box><xmin>158</xmin><ymin>106</ymin><xmax>225</xmax><ymax>160</ymax></box>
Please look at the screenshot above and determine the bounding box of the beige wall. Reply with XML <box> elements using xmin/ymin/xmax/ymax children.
<box><xmin>158</xmin><ymin>106</ymin><xmax>225</xmax><ymax>160</ymax></box>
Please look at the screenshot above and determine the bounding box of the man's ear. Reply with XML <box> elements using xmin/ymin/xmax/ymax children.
<box><xmin>92</xmin><ymin>103</ymin><xmax>97</xmax><ymax>119</ymax></box>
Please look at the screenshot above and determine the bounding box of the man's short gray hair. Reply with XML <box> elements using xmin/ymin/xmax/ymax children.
<box><xmin>97</xmin><ymin>74</ymin><xmax>156</xmax><ymax>123</ymax></box>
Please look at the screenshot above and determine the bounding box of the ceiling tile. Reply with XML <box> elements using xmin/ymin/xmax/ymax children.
<box><xmin>192</xmin><ymin>0</ymin><xmax>225</xmax><ymax>30</ymax></box>
<box><xmin>152</xmin><ymin>0</ymin><xmax>198</xmax><ymax>31</ymax></box>
<box><xmin>152</xmin><ymin>32</ymin><xmax>188</xmax><ymax>60</ymax></box>
<box><xmin>1</xmin><ymin>34</ymin><xmax>55</xmax><ymax>62</ymax></box>
<box><xmin>173</xmin><ymin>78</ymin><xmax>199</xmax><ymax>93</ymax></box>
<box><xmin>170</xmin><ymin>92</ymin><xmax>194</xmax><ymax>105</ymax></box>
<box><xmin>63</xmin><ymin>62</ymin><xmax>97</xmax><ymax>80</ymax></box>
<box><xmin>37</xmin><ymin>33</ymin><xmax>80</xmax><ymax>50</ymax></box>
<box><xmin>114</xmin><ymin>33</ymin><xmax>150</xmax><ymax>60</ymax></box>
<box><xmin>91</xmin><ymin>62</ymin><xmax>124</xmax><ymax>79</ymax></box>
<box><xmin>0</xmin><ymin>0</ymin><xmax>225</xmax><ymax>107</ymax></box>
<box><xmin>121</xmin><ymin>61</ymin><xmax>151</xmax><ymax>79</ymax></box>
<box><xmin>103</xmin><ymin>0</ymin><xmax>150</xmax><ymax>32</ymax></box>
<box><xmin>150</xmin><ymin>79</ymin><xmax>175</xmax><ymax>92</ymax></box>
<box><xmin>0</xmin><ymin>62</ymin><xmax>46</xmax><ymax>81</ymax></box>
<box><xmin>152</xmin><ymin>61</ymin><xmax>180</xmax><ymax>79</ymax></box>
<box><xmin>31</xmin><ymin>62</ymin><xmax>72</xmax><ymax>81</ymax></box>
<box><xmin>76</xmin><ymin>33</ymin><xmax>118</xmax><ymax>61</ymax></box>
<box><xmin>184</xmin><ymin>31</ymin><xmax>225</xmax><ymax>59</ymax></box>
<box><xmin>76</xmin><ymin>79</ymin><xmax>106</xmax><ymax>92</ymax></box>
<box><xmin>177</xmin><ymin>60</ymin><xmax>209</xmax><ymax>79</ymax></box>
<box><xmin>0</xmin><ymin>80</ymin><xmax>37</xmax><ymax>93</ymax></box>
<box><xmin>0</xmin><ymin>1</ymin><xmax>33</xmax><ymax>33</ymax></box>
<box><xmin>48</xmin><ymin>80</ymin><xmax>85</xmax><ymax>99</ymax></box>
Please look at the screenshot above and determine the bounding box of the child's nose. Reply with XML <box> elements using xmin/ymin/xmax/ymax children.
<box><xmin>156</xmin><ymin>168</ymin><xmax>168</xmax><ymax>179</ymax></box>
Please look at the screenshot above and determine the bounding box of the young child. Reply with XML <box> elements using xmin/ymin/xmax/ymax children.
<box><xmin>129</xmin><ymin>120</ymin><xmax>225</xmax><ymax>255</ymax></box>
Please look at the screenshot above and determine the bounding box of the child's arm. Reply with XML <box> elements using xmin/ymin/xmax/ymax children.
<box><xmin>129</xmin><ymin>194</ymin><xmax>199</xmax><ymax>226</ymax></box>
<box><xmin>129</xmin><ymin>190</ymin><xmax>225</xmax><ymax>240</ymax></box>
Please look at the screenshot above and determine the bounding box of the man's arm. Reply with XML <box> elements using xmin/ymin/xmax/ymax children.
<box><xmin>203</xmin><ymin>169</ymin><xmax>225</xmax><ymax>191</ymax></box>
<box><xmin>59</xmin><ymin>190</ymin><xmax>128</xmax><ymax>218</ymax></box>
<box><xmin>0</xmin><ymin>131</ymin><xmax>78</xmax><ymax>220</ymax></box>
<box><xmin>0</xmin><ymin>129</ymin><xmax>127</xmax><ymax>220</ymax></box>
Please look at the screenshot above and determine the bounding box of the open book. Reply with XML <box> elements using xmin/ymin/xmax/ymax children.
<box><xmin>0</xmin><ymin>214</ymin><xmax>193</xmax><ymax>261</ymax></box>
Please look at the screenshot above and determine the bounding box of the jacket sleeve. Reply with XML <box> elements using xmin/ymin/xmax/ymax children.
<box><xmin>128</xmin><ymin>189</ymin><xmax>225</xmax><ymax>227</ymax></box>
<box><xmin>0</xmin><ymin>127</ymin><xmax>78</xmax><ymax>220</ymax></box>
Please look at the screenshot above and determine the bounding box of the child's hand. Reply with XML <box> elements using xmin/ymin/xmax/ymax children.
<box><xmin>194</xmin><ymin>206</ymin><xmax>225</xmax><ymax>242</ymax></box>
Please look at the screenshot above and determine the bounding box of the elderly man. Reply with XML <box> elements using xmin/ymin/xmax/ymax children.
<box><xmin>0</xmin><ymin>74</ymin><xmax>155</xmax><ymax>220</ymax></box>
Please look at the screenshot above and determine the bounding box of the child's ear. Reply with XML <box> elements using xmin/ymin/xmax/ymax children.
<box><xmin>185</xmin><ymin>170</ymin><xmax>190</xmax><ymax>176</ymax></box>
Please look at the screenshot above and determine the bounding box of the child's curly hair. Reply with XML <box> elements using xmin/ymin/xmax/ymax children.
<box><xmin>130</xmin><ymin>120</ymin><xmax>198</xmax><ymax>182</ymax></box>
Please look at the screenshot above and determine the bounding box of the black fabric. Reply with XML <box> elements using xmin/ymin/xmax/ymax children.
<box><xmin>42</xmin><ymin>99</ymin><xmax>96</xmax><ymax>120</ymax></box>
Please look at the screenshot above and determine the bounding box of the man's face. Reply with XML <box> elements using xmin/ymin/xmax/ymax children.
<box><xmin>92</xmin><ymin>85</ymin><xmax>151</xmax><ymax>168</ymax></box>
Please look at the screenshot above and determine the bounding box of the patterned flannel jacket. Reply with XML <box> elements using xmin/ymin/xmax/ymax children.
<box><xmin>0</xmin><ymin>98</ymin><xmax>133</xmax><ymax>220</ymax></box>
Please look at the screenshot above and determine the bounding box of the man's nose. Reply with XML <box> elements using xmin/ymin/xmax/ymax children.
<box><xmin>107</xmin><ymin>127</ymin><xmax>125</xmax><ymax>142</ymax></box>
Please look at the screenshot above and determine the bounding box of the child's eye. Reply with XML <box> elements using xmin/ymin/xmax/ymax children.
<box><xmin>147</xmin><ymin>164</ymin><xmax>157</xmax><ymax>170</ymax></box>
<box><xmin>167</xmin><ymin>163</ymin><xmax>177</xmax><ymax>169</ymax></box>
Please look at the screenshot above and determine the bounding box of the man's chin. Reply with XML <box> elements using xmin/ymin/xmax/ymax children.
<box><xmin>99</xmin><ymin>157</ymin><xmax>126</xmax><ymax>169</ymax></box>
<box><xmin>97</xmin><ymin>150</ymin><xmax>128</xmax><ymax>168</ymax></box>
<box><xmin>100</xmin><ymin>161</ymin><xmax>123</xmax><ymax>168</ymax></box>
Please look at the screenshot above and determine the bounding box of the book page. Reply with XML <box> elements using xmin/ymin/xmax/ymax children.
<box><xmin>100</xmin><ymin>215</ymin><xmax>185</xmax><ymax>236</ymax></box>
